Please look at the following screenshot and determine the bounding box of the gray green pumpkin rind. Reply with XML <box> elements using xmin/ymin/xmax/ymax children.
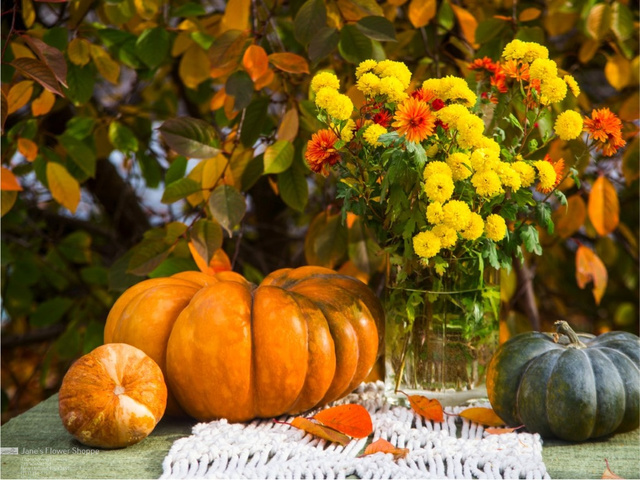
<box><xmin>487</xmin><ymin>326</ymin><xmax>640</xmax><ymax>442</ymax></box>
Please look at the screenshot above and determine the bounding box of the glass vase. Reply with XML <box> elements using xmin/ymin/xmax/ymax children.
<box><xmin>384</xmin><ymin>256</ymin><xmax>500</xmax><ymax>406</ymax></box>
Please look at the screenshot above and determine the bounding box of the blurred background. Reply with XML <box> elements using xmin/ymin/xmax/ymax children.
<box><xmin>2</xmin><ymin>0</ymin><xmax>638</xmax><ymax>423</ymax></box>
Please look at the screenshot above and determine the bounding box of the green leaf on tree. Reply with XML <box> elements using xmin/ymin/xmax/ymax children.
<box><xmin>225</xmin><ymin>70</ymin><xmax>254</xmax><ymax>110</ymax></box>
<box><xmin>294</xmin><ymin>0</ymin><xmax>327</xmax><ymax>46</ymax></box>
<box><xmin>159</xmin><ymin>117</ymin><xmax>220</xmax><ymax>158</ymax></box>
<box><xmin>356</xmin><ymin>16</ymin><xmax>397</xmax><ymax>42</ymax></box>
<box><xmin>338</xmin><ymin>25</ymin><xmax>373</xmax><ymax>65</ymax></box>
<box><xmin>278</xmin><ymin>166</ymin><xmax>308</xmax><ymax>212</ymax></box>
<box><xmin>127</xmin><ymin>239</ymin><xmax>174</xmax><ymax>276</ymax></box>
<box><xmin>108</xmin><ymin>121</ymin><xmax>139</xmax><ymax>153</ymax></box>
<box><xmin>162</xmin><ymin>178</ymin><xmax>201</xmax><ymax>203</ymax></box>
<box><xmin>263</xmin><ymin>140</ymin><xmax>294</xmax><ymax>174</ymax></box>
<box><xmin>135</xmin><ymin>27</ymin><xmax>170</xmax><ymax>69</ymax></box>
<box><xmin>309</xmin><ymin>27</ymin><xmax>340</xmax><ymax>64</ymax></box>
<box><xmin>208</xmin><ymin>184</ymin><xmax>246</xmax><ymax>234</ymax></box>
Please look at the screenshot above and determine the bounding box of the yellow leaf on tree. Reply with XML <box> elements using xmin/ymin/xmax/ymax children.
<box><xmin>210</xmin><ymin>88</ymin><xmax>227</xmax><ymax>111</ymax></box>
<box><xmin>554</xmin><ymin>194</ymin><xmax>587</xmax><ymax>239</ymax></box>
<box><xmin>220</xmin><ymin>0</ymin><xmax>251</xmax><ymax>31</ymax></box>
<box><xmin>47</xmin><ymin>162</ymin><xmax>81</xmax><ymax>213</ymax></box>
<box><xmin>7</xmin><ymin>80</ymin><xmax>34</xmax><ymax>115</ymax></box>
<box><xmin>68</xmin><ymin>38</ymin><xmax>91</xmax><ymax>66</ymax></box>
<box><xmin>21</xmin><ymin>0</ymin><xmax>36</xmax><ymax>28</ymax></box>
<box><xmin>228</xmin><ymin>147</ymin><xmax>254</xmax><ymax>190</ymax></box>
<box><xmin>576</xmin><ymin>245</ymin><xmax>608</xmax><ymax>305</ymax></box>
<box><xmin>31</xmin><ymin>89</ymin><xmax>56</xmax><ymax>117</ymax></box>
<box><xmin>201</xmin><ymin>154</ymin><xmax>229</xmax><ymax>198</ymax></box>
<box><xmin>276</xmin><ymin>108</ymin><xmax>299</xmax><ymax>143</ymax></box>
<box><xmin>578</xmin><ymin>38</ymin><xmax>600</xmax><ymax>64</ymax></box>
<box><xmin>408</xmin><ymin>0</ymin><xmax>436</xmax><ymax>28</ymax></box>
<box><xmin>90</xmin><ymin>45</ymin><xmax>120</xmax><ymax>85</ymax></box>
<box><xmin>1</xmin><ymin>191</ymin><xmax>18</xmax><ymax>217</ymax></box>
<box><xmin>10</xmin><ymin>42</ymin><xmax>36</xmax><ymax>59</ymax></box>
<box><xmin>243</xmin><ymin>45</ymin><xmax>269</xmax><ymax>82</ymax></box>
<box><xmin>605</xmin><ymin>54</ymin><xmax>631</xmax><ymax>91</ymax></box>
<box><xmin>451</xmin><ymin>4</ymin><xmax>479</xmax><ymax>48</ymax></box>
<box><xmin>172</xmin><ymin>32</ymin><xmax>194</xmax><ymax>57</ymax></box>
<box><xmin>586</xmin><ymin>3</ymin><xmax>612</xmax><ymax>41</ymax></box>
<box><xmin>544</xmin><ymin>12</ymin><xmax>578</xmax><ymax>37</ymax></box>
<box><xmin>618</xmin><ymin>91</ymin><xmax>639</xmax><ymax>123</ymax></box>
<box><xmin>179</xmin><ymin>44</ymin><xmax>211</xmax><ymax>90</ymax></box>
<box><xmin>17</xmin><ymin>138</ymin><xmax>38</xmax><ymax>162</ymax></box>
<box><xmin>134</xmin><ymin>0</ymin><xmax>160</xmax><ymax>20</ymax></box>
<box><xmin>1</xmin><ymin>166</ymin><xmax>23</xmax><ymax>191</ymax></box>
<box><xmin>335</xmin><ymin>0</ymin><xmax>383</xmax><ymax>22</ymax></box>
<box><xmin>253</xmin><ymin>68</ymin><xmax>275</xmax><ymax>90</ymax></box>
<box><xmin>588</xmin><ymin>176</ymin><xmax>619</xmax><ymax>236</ymax></box>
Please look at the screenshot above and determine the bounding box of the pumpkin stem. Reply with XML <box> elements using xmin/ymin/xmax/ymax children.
<box><xmin>554</xmin><ymin>320</ymin><xmax>587</xmax><ymax>349</ymax></box>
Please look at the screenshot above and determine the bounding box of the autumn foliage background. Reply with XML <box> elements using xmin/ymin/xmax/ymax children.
<box><xmin>1</xmin><ymin>0</ymin><xmax>638</xmax><ymax>422</ymax></box>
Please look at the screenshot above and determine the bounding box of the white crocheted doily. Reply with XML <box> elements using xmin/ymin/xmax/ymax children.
<box><xmin>161</xmin><ymin>382</ymin><xmax>549</xmax><ymax>479</ymax></box>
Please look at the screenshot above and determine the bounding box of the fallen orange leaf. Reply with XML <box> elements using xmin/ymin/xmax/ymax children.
<box><xmin>399</xmin><ymin>391</ymin><xmax>444</xmax><ymax>423</ymax></box>
<box><xmin>313</xmin><ymin>404</ymin><xmax>373</xmax><ymax>439</ymax></box>
<box><xmin>363</xmin><ymin>438</ymin><xmax>409</xmax><ymax>460</ymax></box>
<box><xmin>289</xmin><ymin>417</ymin><xmax>351</xmax><ymax>446</ymax></box>
<box><xmin>485</xmin><ymin>426</ymin><xmax>523</xmax><ymax>435</ymax></box>
<box><xmin>459</xmin><ymin>407</ymin><xmax>506</xmax><ymax>427</ymax></box>
<box><xmin>602</xmin><ymin>459</ymin><xmax>623</xmax><ymax>479</ymax></box>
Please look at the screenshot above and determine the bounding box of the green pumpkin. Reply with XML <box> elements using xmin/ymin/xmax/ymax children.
<box><xmin>487</xmin><ymin>321</ymin><xmax>640</xmax><ymax>442</ymax></box>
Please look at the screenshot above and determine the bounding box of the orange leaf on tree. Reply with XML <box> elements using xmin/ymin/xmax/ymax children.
<box><xmin>1</xmin><ymin>166</ymin><xmax>23</xmax><ymax>191</ymax></box>
<box><xmin>588</xmin><ymin>176</ymin><xmax>619</xmax><ymax>236</ymax></box>
<box><xmin>450</xmin><ymin>4</ymin><xmax>478</xmax><ymax>48</ymax></box>
<box><xmin>243</xmin><ymin>45</ymin><xmax>269</xmax><ymax>82</ymax></box>
<box><xmin>290</xmin><ymin>417</ymin><xmax>351</xmax><ymax>446</ymax></box>
<box><xmin>313</xmin><ymin>404</ymin><xmax>373</xmax><ymax>438</ymax></box>
<box><xmin>268</xmin><ymin>53</ymin><xmax>309</xmax><ymax>74</ymax></box>
<box><xmin>363</xmin><ymin>438</ymin><xmax>409</xmax><ymax>460</ymax></box>
<box><xmin>576</xmin><ymin>245</ymin><xmax>608</xmax><ymax>305</ymax></box>
<box><xmin>401</xmin><ymin>392</ymin><xmax>444</xmax><ymax>422</ymax></box>
<box><xmin>459</xmin><ymin>407</ymin><xmax>505</xmax><ymax>427</ymax></box>
<box><xmin>18</xmin><ymin>137</ymin><xmax>38</xmax><ymax>162</ymax></box>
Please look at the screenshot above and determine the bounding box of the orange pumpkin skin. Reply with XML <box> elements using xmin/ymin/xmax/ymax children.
<box><xmin>58</xmin><ymin>343</ymin><xmax>167</xmax><ymax>448</ymax></box>
<box><xmin>105</xmin><ymin>266</ymin><xmax>383</xmax><ymax>422</ymax></box>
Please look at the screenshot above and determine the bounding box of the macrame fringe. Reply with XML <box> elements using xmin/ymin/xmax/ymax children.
<box><xmin>161</xmin><ymin>383</ymin><xmax>549</xmax><ymax>479</ymax></box>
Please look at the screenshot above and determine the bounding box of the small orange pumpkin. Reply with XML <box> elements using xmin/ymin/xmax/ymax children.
<box><xmin>104</xmin><ymin>266</ymin><xmax>383</xmax><ymax>422</ymax></box>
<box><xmin>58</xmin><ymin>343</ymin><xmax>167</xmax><ymax>448</ymax></box>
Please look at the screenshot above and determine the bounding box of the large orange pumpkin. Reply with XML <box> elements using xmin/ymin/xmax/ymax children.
<box><xmin>104</xmin><ymin>266</ymin><xmax>383</xmax><ymax>422</ymax></box>
<box><xmin>58</xmin><ymin>343</ymin><xmax>167</xmax><ymax>448</ymax></box>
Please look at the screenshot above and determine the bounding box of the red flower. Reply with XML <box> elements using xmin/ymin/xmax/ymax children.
<box><xmin>411</xmin><ymin>87</ymin><xmax>436</xmax><ymax>103</ymax></box>
<box><xmin>431</xmin><ymin>98</ymin><xmax>445</xmax><ymax>111</ymax></box>
<box><xmin>373</xmin><ymin>110</ymin><xmax>393</xmax><ymax>128</ymax></box>
<box><xmin>305</xmin><ymin>129</ymin><xmax>340</xmax><ymax>174</ymax></box>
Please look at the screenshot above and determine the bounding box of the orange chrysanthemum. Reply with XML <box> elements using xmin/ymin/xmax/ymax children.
<box><xmin>537</xmin><ymin>154</ymin><xmax>565</xmax><ymax>194</ymax></box>
<box><xmin>584</xmin><ymin>108</ymin><xmax>626</xmax><ymax>157</ymax></box>
<box><xmin>305</xmin><ymin>128</ymin><xmax>340</xmax><ymax>174</ymax></box>
<box><xmin>411</xmin><ymin>87</ymin><xmax>436</xmax><ymax>103</ymax></box>
<box><xmin>392</xmin><ymin>97</ymin><xmax>436</xmax><ymax>143</ymax></box>
<box><xmin>502</xmin><ymin>60</ymin><xmax>530</xmax><ymax>82</ymax></box>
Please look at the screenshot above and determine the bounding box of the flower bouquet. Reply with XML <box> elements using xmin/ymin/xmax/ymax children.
<box><xmin>305</xmin><ymin>40</ymin><xmax>625</xmax><ymax>403</ymax></box>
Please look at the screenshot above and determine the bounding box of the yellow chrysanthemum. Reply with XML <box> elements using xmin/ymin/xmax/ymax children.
<box><xmin>311</xmin><ymin>72</ymin><xmax>340</xmax><ymax>93</ymax></box>
<box><xmin>502</xmin><ymin>39</ymin><xmax>548</xmax><ymax>63</ymax></box>
<box><xmin>340</xmin><ymin>119</ymin><xmax>356</xmax><ymax>142</ymax></box>
<box><xmin>374</xmin><ymin>60</ymin><xmax>412</xmax><ymax>90</ymax></box>
<box><xmin>426</xmin><ymin>202</ymin><xmax>444</xmax><ymax>224</ymax></box>
<box><xmin>554</xmin><ymin>110</ymin><xmax>584</xmax><ymax>141</ymax></box>
<box><xmin>327</xmin><ymin>93</ymin><xmax>354</xmax><ymax>120</ymax></box>
<box><xmin>471</xmin><ymin>170</ymin><xmax>503</xmax><ymax>198</ymax></box>
<box><xmin>435</xmin><ymin>104</ymin><xmax>470</xmax><ymax>126</ymax></box>
<box><xmin>442</xmin><ymin>200</ymin><xmax>472</xmax><ymax>231</ymax></box>
<box><xmin>564</xmin><ymin>75</ymin><xmax>580</xmax><ymax>97</ymax></box>
<box><xmin>512</xmin><ymin>161</ymin><xmax>536</xmax><ymax>187</ymax></box>
<box><xmin>423</xmin><ymin>76</ymin><xmax>476</xmax><ymax>106</ymax></box>
<box><xmin>356</xmin><ymin>60</ymin><xmax>378</xmax><ymax>79</ymax></box>
<box><xmin>540</xmin><ymin>77</ymin><xmax>568</xmax><ymax>105</ymax></box>
<box><xmin>314</xmin><ymin>87</ymin><xmax>339</xmax><ymax>110</ymax></box>
<box><xmin>470</xmin><ymin>148</ymin><xmax>500</xmax><ymax>172</ymax></box>
<box><xmin>424</xmin><ymin>173</ymin><xmax>454</xmax><ymax>203</ymax></box>
<box><xmin>379</xmin><ymin>76</ymin><xmax>408</xmax><ymax>103</ymax></box>
<box><xmin>413</xmin><ymin>230</ymin><xmax>441</xmax><ymax>259</ymax></box>
<box><xmin>432</xmin><ymin>224</ymin><xmax>458</xmax><ymax>248</ymax></box>
<box><xmin>475</xmin><ymin>136</ymin><xmax>501</xmax><ymax>154</ymax></box>
<box><xmin>496</xmin><ymin>162</ymin><xmax>522</xmax><ymax>191</ymax></box>
<box><xmin>534</xmin><ymin>160</ymin><xmax>557</xmax><ymax>191</ymax></box>
<box><xmin>529</xmin><ymin>58</ymin><xmax>558</xmax><ymax>81</ymax></box>
<box><xmin>456</xmin><ymin>114</ymin><xmax>486</xmax><ymax>149</ymax></box>
<box><xmin>423</xmin><ymin>161</ymin><xmax>452</xmax><ymax>179</ymax></box>
<box><xmin>363</xmin><ymin>123</ymin><xmax>387</xmax><ymax>147</ymax></box>
<box><xmin>447</xmin><ymin>152</ymin><xmax>472</xmax><ymax>180</ymax></box>
<box><xmin>356</xmin><ymin>72</ymin><xmax>381</xmax><ymax>97</ymax></box>
<box><xmin>460</xmin><ymin>212</ymin><xmax>484</xmax><ymax>241</ymax></box>
<box><xmin>485</xmin><ymin>214</ymin><xmax>507</xmax><ymax>241</ymax></box>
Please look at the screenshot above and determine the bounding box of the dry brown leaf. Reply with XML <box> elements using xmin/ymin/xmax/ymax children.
<box><xmin>313</xmin><ymin>404</ymin><xmax>373</xmax><ymax>439</ymax></box>
<box><xmin>363</xmin><ymin>438</ymin><xmax>409</xmax><ymax>460</ymax></box>
<box><xmin>459</xmin><ymin>407</ymin><xmax>505</xmax><ymax>427</ymax></box>
<box><xmin>289</xmin><ymin>417</ymin><xmax>351</xmax><ymax>446</ymax></box>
